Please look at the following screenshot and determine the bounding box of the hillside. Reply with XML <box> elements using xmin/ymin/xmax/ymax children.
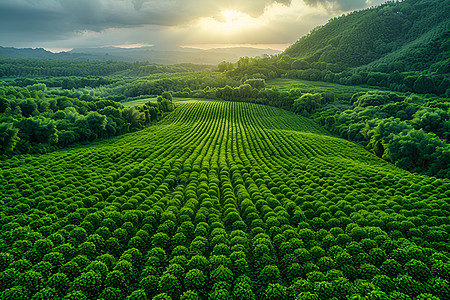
<box><xmin>1</xmin><ymin>101</ymin><xmax>449</xmax><ymax>299</ymax></box>
<box><xmin>284</xmin><ymin>0</ymin><xmax>449</xmax><ymax>72</ymax></box>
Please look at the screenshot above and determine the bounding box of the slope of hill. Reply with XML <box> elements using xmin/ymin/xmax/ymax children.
<box><xmin>283</xmin><ymin>0</ymin><xmax>450</xmax><ymax>72</ymax></box>
<box><xmin>1</xmin><ymin>101</ymin><xmax>449</xmax><ymax>299</ymax></box>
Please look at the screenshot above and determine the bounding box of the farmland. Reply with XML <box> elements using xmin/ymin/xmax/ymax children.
<box><xmin>1</xmin><ymin>101</ymin><xmax>449</xmax><ymax>300</ymax></box>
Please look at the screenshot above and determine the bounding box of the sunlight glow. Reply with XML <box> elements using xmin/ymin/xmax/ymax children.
<box><xmin>181</xmin><ymin>0</ymin><xmax>330</xmax><ymax>45</ymax></box>
<box><xmin>197</xmin><ymin>9</ymin><xmax>262</xmax><ymax>35</ymax></box>
<box><xmin>222</xmin><ymin>10</ymin><xmax>243</xmax><ymax>24</ymax></box>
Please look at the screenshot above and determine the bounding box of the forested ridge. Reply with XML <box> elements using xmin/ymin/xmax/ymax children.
<box><xmin>285</xmin><ymin>0</ymin><xmax>449</xmax><ymax>71</ymax></box>
<box><xmin>1</xmin><ymin>101</ymin><xmax>450</xmax><ymax>300</ymax></box>
<box><xmin>0</xmin><ymin>59</ymin><xmax>214</xmax><ymax>78</ymax></box>
<box><xmin>281</xmin><ymin>0</ymin><xmax>449</xmax><ymax>95</ymax></box>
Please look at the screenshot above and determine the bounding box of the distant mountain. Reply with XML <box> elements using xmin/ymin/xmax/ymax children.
<box><xmin>283</xmin><ymin>0</ymin><xmax>449</xmax><ymax>73</ymax></box>
<box><xmin>0</xmin><ymin>47</ymin><xmax>62</xmax><ymax>60</ymax></box>
<box><xmin>0</xmin><ymin>45</ymin><xmax>281</xmax><ymax>65</ymax></box>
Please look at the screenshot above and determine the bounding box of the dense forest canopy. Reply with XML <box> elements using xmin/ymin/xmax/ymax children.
<box><xmin>284</xmin><ymin>0</ymin><xmax>449</xmax><ymax>72</ymax></box>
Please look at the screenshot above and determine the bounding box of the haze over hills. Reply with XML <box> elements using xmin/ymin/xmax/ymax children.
<box><xmin>0</xmin><ymin>45</ymin><xmax>281</xmax><ymax>65</ymax></box>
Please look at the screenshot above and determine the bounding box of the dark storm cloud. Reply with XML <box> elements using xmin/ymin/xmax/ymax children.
<box><xmin>0</xmin><ymin>0</ymin><xmax>384</xmax><ymax>48</ymax></box>
<box><xmin>0</xmin><ymin>0</ymin><xmax>293</xmax><ymax>44</ymax></box>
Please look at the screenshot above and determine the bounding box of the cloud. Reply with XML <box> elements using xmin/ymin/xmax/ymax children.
<box><xmin>0</xmin><ymin>0</ymin><xmax>296</xmax><ymax>47</ymax></box>
<box><xmin>303</xmin><ymin>0</ymin><xmax>385</xmax><ymax>11</ymax></box>
<box><xmin>0</xmin><ymin>0</ymin><xmax>385</xmax><ymax>49</ymax></box>
<box><xmin>0</xmin><ymin>0</ymin><xmax>293</xmax><ymax>30</ymax></box>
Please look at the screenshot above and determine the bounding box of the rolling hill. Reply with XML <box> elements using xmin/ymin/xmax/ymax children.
<box><xmin>1</xmin><ymin>101</ymin><xmax>449</xmax><ymax>299</ymax></box>
<box><xmin>283</xmin><ymin>0</ymin><xmax>450</xmax><ymax>73</ymax></box>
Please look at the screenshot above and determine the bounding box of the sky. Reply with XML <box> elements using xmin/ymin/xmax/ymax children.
<box><xmin>0</xmin><ymin>0</ymin><xmax>386</xmax><ymax>52</ymax></box>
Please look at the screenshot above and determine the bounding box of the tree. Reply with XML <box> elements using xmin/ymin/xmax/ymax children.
<box><xmin>277</xmin><ymin>55</ymin><xmax>294</xmax><ymax>70</ymax></box>
<box><xmin>244</xmin><ymin>78</ymin><xmax>266</xmax><ymax>89</ymax></box>
<box><xmin>218</xmin><ymin>61</ymin><xmax>233</xmax><ymax>72</ymax></box>
<box><xmin>210</xmin><ymin>265</ymin><xmax>233</xmax><ymax>284</ymax></box>
<box><xmin>161</xmin><ymin>91</ymin><xmax>173</xmax><ymax>101</ymax></box>
<box><xmin>127</xmin><ymin>289</ymin><xmax>148</xmax><ymax>300</ymax></box>
<box><xmin>404</xmin><ymin>259</ymin><xmax>431</xmax><ymax>282</ymax></box>
<box><xmin>293</xmin><ymin>93</ymin><xmax>322</xmax><ymax>114</ymax></box>
<box><xmin>99</xmin><ymin>287</ymin><xmax>123</xmax><ymax>300</ymax></box>
<box><xmin>122</xmin><ymin>107</ymin><xmax>145</xmax><ymax>129</ymax></box>
<box><xmin>86</xmin><ymin>111</ymin><xmax>107</xmax><ymax>134</ymax></box>
<box><xmin>292</xmin><ymin>60</ymin><xmax>310</xmax><ymax>70</ymax></box>
<box><xmin>266</xmin><ymin>283</ymin><xmax>288</xmax><ymax>300</ymax></box>
<box><xmin>0</xmin><ymin>97</ymin><xmax>9</xmax><ymax>113</ymax></box>
<box><xmin>184</xmin><ymin>269</ymin><xmax>206</xmax><ymax>291</ymax></box>
<box><xmin>259</xmin><ymin>265</ymin><xmax>281</xmax><ymax>285</ymax></box>
<box><xmin>47</xmin><ymin>273</ymin><xmax>70</xmax><ymax>296</ymax></box>
<box><xmin>31</xmin><ymin>287</ymin><xmax>59</xmax><ymax>300</ymax></box>
<box><xmin>238</xmin><ymin>84</ymin><xmax>255</xmax><ymax>99</ymax></box>
<box><xmin>413</xmin><ymin>75</ymin><xmax>435</xmax><ymax>94</ymax></box>
<box><xmin>157</xmin><ymin>273</ymin><xmax>181</xmax><ymax>299</ymax></box>
<box><xmin>70</xmin><ymin>271</ymin><xmax>102</xmax><ymax>299</ymax></box>
<box><xmin>63</xmin><ymin>290</ymin><xmax>87</xmax><ymax>300</ymax></box>
<box><xmin>18</xmin><ymin>99</ymin><xmax>38</xmax><ymax>117</ymax></box>
<box><xmin>0</xmin><ymin>286</ymin><xmax>29</xmax><ymax>300</ymax></box>
<box><xmin>180</xmin><ymin>290</ymin><xmax>200</xmax><ymax>300</ymax></box>
<box><xmin>140</xmin><ymin>275</ymin><xmax>158</xmax><ymax>297</ymax></box>
<box><xmin>99</xmin><ymin>106</ymin><xmax>122</xmax><ymax>118</ymax></box>
<box><xmin>0</xmin><ymin>123</ymin><xmax>19</xmax><ymax>153</ymax></box>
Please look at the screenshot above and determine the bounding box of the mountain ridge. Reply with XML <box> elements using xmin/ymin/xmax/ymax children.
<box><xmin>0</xmin><ymin>45</ymin><xmax>281</xmax><ymax>65</ymax></box>
<box><xmin>283</xmin><ymin>0</ymin><xmax>449</xmax><ymax>73</ymax></box>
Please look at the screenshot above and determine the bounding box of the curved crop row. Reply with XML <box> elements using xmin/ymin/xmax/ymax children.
<box><xmin>0</xmin><ymin>101</ymin><xmax>449</xmax><ymax>300</ymax></box>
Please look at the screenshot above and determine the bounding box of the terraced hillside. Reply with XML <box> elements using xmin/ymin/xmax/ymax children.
<box><xmin>1</xmin><ymin>101</ymin><xmax>449</xmax><ymax>300</ymax></box>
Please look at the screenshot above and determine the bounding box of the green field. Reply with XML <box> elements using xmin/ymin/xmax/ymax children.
<box><xmin>122</xmin><ymin>97</ymin><xmax>220</xmax><ymax>107</ymax></box>
<box><xmin>267</xmin><ymin>78</ymin><xmax>375</xmax><ymax>100</ymax></box>
<box><xmin>1</xmin><ymin>101</ymin><xmax>449</xmax><ymax>300</ymax></box>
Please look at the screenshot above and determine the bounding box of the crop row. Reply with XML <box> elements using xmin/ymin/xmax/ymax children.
<box><xmin>0</xmin><ymin>101</ymin><xmax>449</xmax><ymax>300</ymax></box>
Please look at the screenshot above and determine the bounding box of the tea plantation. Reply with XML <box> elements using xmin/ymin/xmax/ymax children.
<box><xmin>1</xmin><ymin>101</ymin><xmax>449</xmax><ymax>300</ymax></box>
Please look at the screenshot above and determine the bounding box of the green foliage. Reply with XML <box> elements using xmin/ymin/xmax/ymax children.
<box><xmin>0</xmin><ymin>84</ymin><xmax>173</xmax><ymax>155</ymax></box>
<box><xmin>128</xmin><ymin>289</ymin><xmax>148</xmax><ymax>300</ymax></box>
<box><xmin>180</xmin><ymin>290</ymin><xmax>200</xmax><ymax>300</ymax></box>
<box><xmin>0</xmin><ymin>123</ymin><xmax>20</xmax><ymax>153</ymax></box>
<box><xmin>0</xmin><ymin>100</ymin><xmax>449</xmax><ymax>300</ymax></box>
<box><xmin>184</xmin><ymin>269</ymin><xmax>206</xmax><ymax>290</ymax></box>
<box><xmin>284</xmin><ymin>0</ymin><xmax>449</xmax><ymax>77</ymax></box>
<box><xmin>265</xmin><ymin>283</ymin><xmax>288</xmax><ymax>300</ymax></box>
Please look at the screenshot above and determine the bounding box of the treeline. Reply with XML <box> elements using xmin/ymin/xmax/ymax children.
<box><xmin>313</xmin><ymin>92</ymin><xmax>450</xmax><ymax>178</ymax></box>
<box><xmin>0</xmin><ymin>85</ymin><xmax>174</xmax><ymax>155</ymax></box>
<box><xmin>0</xmin><ymin>58</ymin><xmax>213</xmax><ymax>77</ymax></box>
<box><xmin>284</xmin><ymin>62</ymin><xmax>449</xmax><ymax>97</ymax></box>
<box><xmin>106</xmin><ymin>73</ymin><xmax>240</xmax><ymax>101</ymax></box>
<box><xmin>218</xmin><ymin>54</ymin><xmax>449</xmax><ymax>97</ymax></box>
